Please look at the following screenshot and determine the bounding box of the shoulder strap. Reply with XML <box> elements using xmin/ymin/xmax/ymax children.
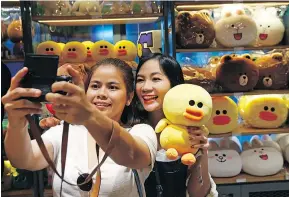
<box><xmin>154</xmin><ymin>162</ymin><xmax>163</xmax><ymax>197</ymax></box>
<box><xmin>132</xmin><ymin>169</ymin><xmax>143</xmax><ymax>197</ymax></box>
<box><xmin>26</xmin><ymin>114</ymin><xmax>118</xmax><ymax>187</ymax></box>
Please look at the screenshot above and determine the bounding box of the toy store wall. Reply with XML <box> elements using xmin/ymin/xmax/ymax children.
<box><xmin>1</xmin><ymin>1</ymin><xmax>289</xmax><ymax>197</ymax></box>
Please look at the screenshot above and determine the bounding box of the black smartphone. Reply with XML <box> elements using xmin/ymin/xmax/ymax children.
<box><xmin>21</xmin><ymin>54</ymin><xmax>71</xmax><ymax>102</ymax></box>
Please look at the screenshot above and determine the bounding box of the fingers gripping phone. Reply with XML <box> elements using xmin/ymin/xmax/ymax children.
<box><xmin>21</xmin><ymin>54</ymin><xmax>72</xmax><ymax>102</ymax></box>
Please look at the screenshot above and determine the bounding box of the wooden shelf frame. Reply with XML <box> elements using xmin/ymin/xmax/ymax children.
<box><xmin>213</xmin><ymin>163</ymin><xmax>289</xmax><ymax>185</ymax></box>
<box><xmin>176</xmin><ymin>45</ymin><xmax>289</xmax><ymax>53</ymax></box>
<box><xmin>32</xmin><ymin>13</ymin><xmax>163</xmax><ymax>26</ymax></box>
<box><xmin>209</xmin><ymin>125</ymin><xmax>289</xmax><ymax>138</ymax></box>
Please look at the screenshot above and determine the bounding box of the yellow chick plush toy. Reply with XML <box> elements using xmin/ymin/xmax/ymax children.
<box><xmin>82</xmin><ymin>41</ymin><xmax>96</xmax><ymax>69</ymax></box>
<box><xmin>36</xmin><ymin>41</ymin><xmax>62</xmax><ymax>57</ymax></box>
<box><xmin>206</xmin><ymin>96</ymin><xmax>239</xmax><ymax>134</ymax></box>
<box><xmin>58</xmin><ymin>42</ymin><xmax>65</xmax><ymax>51</ymax></box>
<box><xmin>156</xmin><ymin>84</ymin><xmax>212</xmax><ymax>165</ymax></box>
<box><xmin>238</xmin><ymin>95</ymin><xmax>288</xmax><ymax>129</ymax></box>
<box><xmin>62</xmin><ymin>41</ymin><xmax>87</xmax><ymax>63</ymax></box>
<box><xmin>91</xmin><ymin>40</ymin><xmax>114</xmax><ymax>63</ymax></box>
<box><xmin>114</xmin><ymin>40</ymin><xmax>138</xmax><ymax>69</ymax></box>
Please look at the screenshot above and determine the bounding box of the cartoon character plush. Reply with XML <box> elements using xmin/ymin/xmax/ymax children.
<box><xmin>215</xmin><ymin>55</ymin><xmax>259</xmax><ymax>92</ymax></box>
<box><xmin>106</xmin><ymin>1</ymin><xmax>130</xmax><ymax>15</ymax></box>
<box><xmin>182</xmin><ymin>66</ymin><xmax>216</xmax><ymax>93</ymax></box>
<box><xmin>255</xmin><ymin>53</ymin><xmax>288</xmax><ymax>90</ymax></box>
<box><xmin>2</xmin><ymin>160</ymin><xmax>18</xmax><ymax>191</ymax></box>
<box><xmin>275</xmin><ymin>133</ymin><xmax>289</xmax><ymax>163</ymax></box>
<box><xmin>176</xmin><ymin>11</ymin><xmax>215</xmax><ymax>49</ymax></box>
<box><xmin>114</xmin><ymin>40</ymin><xmax>138</xmax><ymax>69</ymax></box>
<box><xmin>215</xmin><ymin>9</ymin><xmax>257</xmax><ymax>47</ymax></box>
<box><xmin>206</xmin><ymin>96</ymin><xmax>238</xmax><ymax>134</ymax></box>
<box><xmin>36</xmin><ymin>41</ymin><xmax>63</xmax><ymax>57</ymax></box>
<box><xmin>155</xmin><ymin>84</ymin><xmax>212</xmax><ymax>165</ymax></box>
<box><xmin>254</xmin><ymin>8</ymin><xmax>285</xmax><ymax>46</ymax></box>
<box><xmin>238</xmin><ymin>95</ymin><xmax>288</xmax><ymax>129</ymax></box>
<box><xmin>61</xmin><ymin>41</ymin><xmax>87</xmax><ymax>63</ymax></box>
<box><xmin>208</xmin><ymin>137</ymin><xmax>242</xmax><ymax>177</ymax></box>
<box><xmin>7</xmin><ymin>20</ymin><xmax>23</xmax><ymax>43</ymax></box>
<box><xmin>241</xmin><ymin>136</ymin><xmax>283</xmax><ymax>176</ymax></box>
<box><xmin>72</xmin><ymin>0</ymin><xmax>101</xmax><ymax>16</ymax></box>
<box><xmin>91</xmin><ymin>40</ymin><xmax>114</xmax><ymax>63</ymax></box>
<box><xmin>38</xmin><ymin>1</ymin><xmax>71</xmax><ymax>16</ymax></box>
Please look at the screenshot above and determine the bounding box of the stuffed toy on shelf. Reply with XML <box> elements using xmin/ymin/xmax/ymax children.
<box><xmin>238</xmin><ymin>95</ymin><xmax>288</xmax><ymax>129</ymax></box>
<box><xmin>71</xmin><ymin>0</ymin><xmax>102</xmax><ymax>16</ymax></box>
<box><xmin>208</xmin><ymin>137</ymin><xmax>242</xmax><ymax>177</ymax></box>
<box><xmin>36</xmin><ymin>41</ymin><xmax>63</xmax><ymax>57</ymax></box>
<box><xmin>254</xmin><ymin>7</ymin><xmax>285</xmax><ymax>47</ymax></box>
<box><xmin>254</xmin><ymin>52</ymin><xmax>288</xmax><ymax>90</ymax></box>
<box><xmin>114</xmin><ymin>40</ymin><xmax>138</xmax><ymax>69</ymax></box>
<box><xmin>215</xmin><ymin>8</ymin><xmax>257</xmax><ymax>47</ymax></box>
<box><xmin>61</xmin><ymin>41</ymin><xmax>87</xmax><ymax>63</ymax></box>
<box><xmin>241</xmin><ymin>135</ymin><xmax>283</xmax><ymax>176</ymax></box>
<box><xmin>155</xmin><ymin>84</ymin><xmax>212</xmax><ymax>165</ymax></box>
<box><xmin>176</xmin><ymin>10</ymin><xmax>215</xmax><ymax>49</ymax></box>
<box><xmin>215</xmin><ymin>54</ymin><xmax>259</xmax><ymax>92</ymax></box>
<box><xmin>82</xmin><ymin>41</ymin><xmax>96</xmax><ymax>68</ymax></box>
<box><xmin>205</xmin><ymin>96</ymin><xmax>239</xmax><ymax>134</ymax></box>
<box><xmin>275</xmin><ymin>133</ymin><xmax>289</xmax><ymax>163</ymax></box>
<box><xmin>37</xmin><ymin>1</ymin><xmax>72</xmax><ymax>16</ymax></box>
<box><xmin>91</xmin><ymin>40</ymin><xmax>114</xmax><ymax>64</ymax></box>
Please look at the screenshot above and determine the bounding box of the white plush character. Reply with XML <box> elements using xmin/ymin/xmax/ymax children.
<box><xmin>275</xmin><ymin>133</ymin><xmax>289</xmax><ymax>163</ymax></box>
<box><xmin>72</xmin><ymin>1</ymin><xmax>102</xmax><ymax>16</ymax></box>
<box><xmin>208</xmin><ymin>137</ymin><xmax>242</xmax><ymax>177</ymax></box>
<box><xmin>254</xmin><ymin>8</ymin><xmax>285</xmax><ymax>46</ymax></box>
<box><xmin>241</xmin><ymin>136</ymin><xmax>283</xmax><ymax>176</ymax></box>
<box><xmin>215</xmin><ymin>8</ymin><xmax>257</xmax><ymax>47</ymax></box>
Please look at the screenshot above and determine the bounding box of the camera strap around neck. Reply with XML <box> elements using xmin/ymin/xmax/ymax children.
<box><xmin>25</xmin><ymin>114</ymin><xmax>118</xmax><ymax>193</ymax></box>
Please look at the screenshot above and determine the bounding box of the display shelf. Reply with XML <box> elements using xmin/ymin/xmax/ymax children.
<box><xmin>2</xmin><ymin>59</ymin><xmax>25</xmax><ymax>63</ymax></box>
<box><xmin>1</xmin><ymin>1</ymin><xmax>20</xmax><ymax>8</ymax></box>
<box><xmin>213</xmin><ymin>164</ymin><xmax>289</xmax><ymax>185</ymax></box>
<box><xmin>1</xmin><ymin>189</ymin><xmax>52</xmax><ymax>197</ymax></box>
<box><xmin>176</xmin><ymin>45</ymin><xmax>289</xmax><ymax>53</ymax></box>
<box><xmin>208</xmin><ymin>125</ymin><xmax>289</xmax><ymax>138</ymax></box>
<box><xmin>209</xmin><ymin>89</ymin><xmax>289</xmax><ymax>97</ymax></box>
<box><xmin>32</xmin><ymin>13</ymin><xmax>163</xmax><ymax>26</ymax></box>
<box><xmin>175</xmin><ymin>1</ymin><xmax>289</xmax><ymax>9</ymax></box>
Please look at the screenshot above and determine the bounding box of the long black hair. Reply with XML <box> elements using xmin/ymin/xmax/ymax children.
<box><xmin>85</xmin><ymin>58</ymin><xmax>135</xmax><ymax>126</ymax></box>
<box><xmin>133</xmin><ymin>53</ymin><xmax>184</xmax><ymax>123</ymax></box>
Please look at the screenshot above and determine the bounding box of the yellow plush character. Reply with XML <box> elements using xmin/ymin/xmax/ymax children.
<box><xmin>114</xmin><ymin>40</ymin><xmax>138</xmax><ymax>69</ymax></box>
<box><xmin>62</xmin><ymin>41</ymin><xmax>87</xmax><ymax>63</ymax></box>
<box><xmin>36</xmin><ymin>41</ymin><xmax>62</xmax><ymax>57</ymax></box>
<box><xmin>206</xmin><ymin>96</ymin><xmax>239</xmax><ymax>134</ymax></box>
<box><xmin>58</xmin><ymin>42</ymin><xmax>65</xmax><ymax>50</ymax></box>
<box><xmin>82</xmin><ymin>41</ymin><xmax>94</xmax><ymax>62</ymax></box>
<box><xmin>238</xmin><ymin>95</ymin><xmax>288</xmax><ymax>128</ymax></box>
<box><xmin>91</xmin><ymin>40</ymin><xmax>114</xmax><ymax>63</ymax></box>
<box><xmin>155</xmin><ymin>84</ymin><xmax>212</xmax><ymax>165</ymax></box>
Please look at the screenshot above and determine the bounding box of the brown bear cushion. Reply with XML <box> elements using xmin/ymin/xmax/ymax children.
<box><xmin>182</xmin><ymin>66</ymin><xmax>216</xmax><ymax>92</ymax></box>
<box><xmin>255</xmin><ymin>53</ymin><xmax>289</xmax><ymax>90</ymax></box>
<box><xmin>216</xmin><ymin>55</ymin><xmax>259</xmax><ymax>92</ymax></box>
<box><xmin>176</xmin><ymin>10</ymin><xmax>215</xmax><ymax>49</ymax></box>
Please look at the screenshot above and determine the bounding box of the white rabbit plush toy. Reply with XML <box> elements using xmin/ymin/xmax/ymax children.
<box><xmin>254</xmin><ymin>7</ymin><xmax>285</xmax><ymax>46</ymax></box>
<box><xmin>208</xmin><ymin>137</ymin><xmax>242</xmax><ymax>177</ymax></box>
<box><xmin>275</xmin><ymin>133</ymin><xmax>289</xmax><ymax>163</ymax></box>
<box><xmin>241</xmin><ymin>135</ymin><xmax>283</xmax><ymax>176</ymax></box>
<box><xmin>215</xmin><ymin>6</ymin><xmax>257</xmax><ymax>47</ymax></box>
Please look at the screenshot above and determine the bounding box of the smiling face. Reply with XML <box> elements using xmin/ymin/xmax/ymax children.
<box><xmin>162</xmin><ymin>84</ymin><xmax>212</xmax><ymax>126</ymax></box>
<box><xmin>136</xmin><ymin>59</ymin><xmax>171</xmax><ymax>112</ymax></box>
<box><xmin>86</xmin><ymin>65</ymin><xmax>130</xmax><ymax>122</ymax></box>
<box><xmin>206</xmin><ymin>97</ymin><xmax>238</xmax><ymax>134</ymax></box>
<box><xmin>215</xmin><ymin>10</ymin><xmax>257</xmax><ymax>47</ymax></box>
<box><xmin>36</xmin><ymin>41</ymin><xmax>62</xmax><ymax>56</ymax></box>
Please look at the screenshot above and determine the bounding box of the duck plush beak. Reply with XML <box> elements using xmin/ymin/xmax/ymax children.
<box><xmin>183</xmin><ymin>107</ymin><xmax>204</xmax><ymax>121</ymax></box>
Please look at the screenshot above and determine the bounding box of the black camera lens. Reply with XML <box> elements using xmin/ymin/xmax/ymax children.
<box><xmin>77</xmin><ymin>173</ymin><xmax>93</xmax><ymax>191</ymax></box>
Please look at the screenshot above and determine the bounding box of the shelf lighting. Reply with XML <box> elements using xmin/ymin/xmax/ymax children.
<box><xmin>37</xmin><ymin>17</ymin><xmax>160</xmax><ymax>26</ymax></box>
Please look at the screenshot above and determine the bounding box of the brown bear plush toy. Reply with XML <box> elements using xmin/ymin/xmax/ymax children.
<box><xmin>255</xmin><ymin>53</ymin><xmax>289</xmax><ymax>90</ymax></box>
<box><xmin>216</xmin><ymin>55</ymin><xmax>259</xmax><ymax>92</ymax></box>
<box><xmin>176</xmin><ymin>10</ymin><xmax>215</xmax><ymax>49</ymax></box>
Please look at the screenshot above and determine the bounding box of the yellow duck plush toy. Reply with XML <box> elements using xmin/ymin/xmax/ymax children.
<box><xmin>238</xmin><ymin>95</ymin><xmax>288</xmax><ymax>129</ymax></box>
<box><xmin>36</xmin><ymin>41</ymin><xmax>62</xmax><ymax>56</ymax></box>
<box><xmin>91</xmin><ymin>40</ymin><xmax>114</xmax><ymax>63</ymax></box>
<box><xmin>62</xmin><ymin>41</ymin><xmax>87</xmax><ymax>63</ymax></box>
<box><xmin>114</xmin><ymin>40</ymin><xmax>138</xmax><ymax>69</ymax></box>
<box><xmin>206</xmin><ymin>96</ymin><xmax>239</xmax><ymax>134</ymax></box>
<box><xmin>156</xmin><ymin>84</ymin><xmax>213</xmax><ymax>165</ymax></box>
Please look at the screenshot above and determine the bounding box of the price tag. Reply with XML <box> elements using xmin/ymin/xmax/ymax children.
<box><xmin>236</xmin><ymin>178</ymin><xmax>246</xmax><ymax>183</ymax></box>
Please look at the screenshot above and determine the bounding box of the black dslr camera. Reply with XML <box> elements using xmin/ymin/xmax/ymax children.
<box><xmin>21</xmin><ymin>54</ymin><xmax>72</xmax><ymax>102</ymax></box>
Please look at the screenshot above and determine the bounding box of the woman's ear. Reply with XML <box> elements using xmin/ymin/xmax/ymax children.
<box><xmin>126</xmin><ymin>92</ymin><xmax>134</xmax><ymax>106</ymax></box>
